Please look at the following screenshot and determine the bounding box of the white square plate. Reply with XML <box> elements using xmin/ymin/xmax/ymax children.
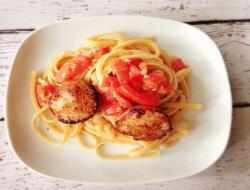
<box><xmin>6</xmin><ymin>16</ymin><xmax>232</xmax><ymax>184</ymax></box>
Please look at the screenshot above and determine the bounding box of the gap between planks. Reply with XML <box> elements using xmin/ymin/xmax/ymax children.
<box><xmin>233</xmin><ymin>103</ymin><xmax>250</xmax><ymax>108</ymax></box>
<box><xmin>1</xmin><ymin>19</ymin><xmax>250</xmax><ymax>34</ymax></box>
<box><xmin>187</xmin><ymin>19</ymin><xmax>250</xmax><ymax>25</ymax></box>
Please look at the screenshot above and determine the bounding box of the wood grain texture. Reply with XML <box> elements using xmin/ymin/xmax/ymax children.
<box><xmin>196</xmin><ymin>23</ymin><xmax>250</xmax><ymax>104</ymax></box>
<box><xmin>1</xmin><ymin>0</ymin><xmax>250</xmax><ymax>29</ymax></box>
<box><xmin>0</xmin><ymin>32</ymin><xmax>27</xmax><ymax>120</ymax></box>
<box><xmin>1</xmin><ymin>108</ymin><xmax>249</xmax><ymax>190</ymax></box>
<box><xmin>0</xmin><ymin>22</ymin><xmax>250</xmax><ymax>118</ymax></box>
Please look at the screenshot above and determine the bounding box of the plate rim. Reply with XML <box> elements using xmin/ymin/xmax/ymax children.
<box><xmin>5</xmin><ymin>15</ymin><xmax>233</xmax><ymax>184</ymax></box>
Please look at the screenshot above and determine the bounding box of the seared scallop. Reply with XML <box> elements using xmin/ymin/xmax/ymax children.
<box><xmin>48</xmin><ymin>80</ymin><xmax>98</xmax><ymax>124</ymax></box>
<box><xmin>115</xmin><ymin>106</ymin><xmax>171</xmax><ymax>141</ymax></box>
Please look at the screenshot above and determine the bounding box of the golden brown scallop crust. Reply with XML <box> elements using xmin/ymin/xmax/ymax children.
<box><xmin>48</xmin><ymin>80</ymin><xmax>98</xmax><ymax>124</ymax></box>
<box><xmin>115</xmin><ymin>106</ymin><xmax>172</xmax><ymax>141</ymax></box>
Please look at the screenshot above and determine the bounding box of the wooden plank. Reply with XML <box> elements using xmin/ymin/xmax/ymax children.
<box><xmin>197</xmin><ymin>22</ymin><xmax>250</xmax><ymax>104</ymax></box>
<box><xmin>1</xmin><ymin>22</ymin><xmax>250</xmax><ymax>118</ymax></box>
<box><xmin>0</xmin><ymin>32</ymin><xmax>28</xmax><ymax>119</ymax></box>
<box><xmin>1</xmin><ymin>0</ymin><xmax>250</xmax><ymax>29</ymax></box>
<box><xmin>0</xmin><ymin>107</ymin><xmax>249</xmax><ymax>189</ymax></box>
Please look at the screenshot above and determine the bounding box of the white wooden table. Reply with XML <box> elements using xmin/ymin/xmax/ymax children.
<box><xmin>1</xmin><ymin>1</ymin><xmax>250</xmax><ymax>189</ymax></box>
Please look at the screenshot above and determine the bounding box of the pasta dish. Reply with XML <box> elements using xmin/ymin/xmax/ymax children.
<box><xmin>30</xmin><ymin>33</ymin><xmax>202</xmax><ymax>159</ymax></box>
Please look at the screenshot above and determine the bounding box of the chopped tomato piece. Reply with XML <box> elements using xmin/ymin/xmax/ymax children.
<box><xmin>43</xmin><ymin>84</ymin><xmax>55</xmax><ymax>95</ymax></box>
<box><xmin>129</xmin><ymin>65</ymin><xmax>143</xmax><ymax>82</ymax></box>
<box><xmin>110</xmin><ymin>58</ymin><xmax>130</xmax><ymax>84</ymax></box>
<box><xmin>35</xmin><ymin>83</ymin><xmax>47</xmax><ymax>107</ymax></box>
<box><xmin>35</xmin><ymin>82</ymin><xmax>55</xmax><ymax>107</ymax></box>
<box><xmin>129</xmin><ymin>65</ymin><xmax>144</xmax><ymax>90</ymax></box>
<box><xmin>102</xmin><ymin>76</ymin><xmax>111</xmax><ymax>87</ymax></box>
<box><xmin>149</xmin><ymin>70</ymin><xmax>165</xmax><ymax>80</ymax></box>
<box><xmin>143</xmin><ymin>70</ymin><xmax>165</xmax><ymax>91</ymax></box>
<box><xmin>126</xmin><ymin>57</ymin><xmax>143</xmax><ymax>66</ymax></box>
<box><xmin>143</xmin><ymin>77</ymin><xmax>159</xmax><ymax>91</ymax></box>
<box><xmin>104</xmin><ymin>101</ymin><xmax>123</xmax><ymax>115</ymax></box>
<box><xmin>107</xmin><ymin>76</ymin><xmax>132</xmax><ymax>108</ymax></box>
<box><xmin>116</xmin><ymin>84</ymin><xmax>159</xmax><ymax>106</ymax></box>
<box><xmin>143</xmin><ymin>70</ymin><xmax>174</xmax><ymax>94</ymax></box>
<box><xmin>100</xmin><ymin>90</ymin><xmax>115</xmax><ymax>104</ymax></box>
<box><xmin>171</xmin><ymin>58</ymin><xmax>187</xmax><ymax>72</ymax></box>
<box><xmin>74</xmin><ymin>55</ymin><xmax>92</xmax><ymax>65</ymax></box>
<box><xmin>94</xmin><ymin>47</ymin><xmax>110</xmax><ymax>59</ymax></box>
<box><xmin>148</xmin><ymin>70</ymin><xmax>168</xmax><ymax>84</ymax></box>
<box><xmin>108</xmin><ymin>76</ymin><xmax>121</xmax><ymax>89</ymax></box>
<box><xmin>100</xmin><ymin>90</ymin><xmax>124</xmax><ymax>115</ymax></box>
<box><xmin>56</xmin><ymin>55</ymin><xmax>92</xmax><ymax>83</ymax></box>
